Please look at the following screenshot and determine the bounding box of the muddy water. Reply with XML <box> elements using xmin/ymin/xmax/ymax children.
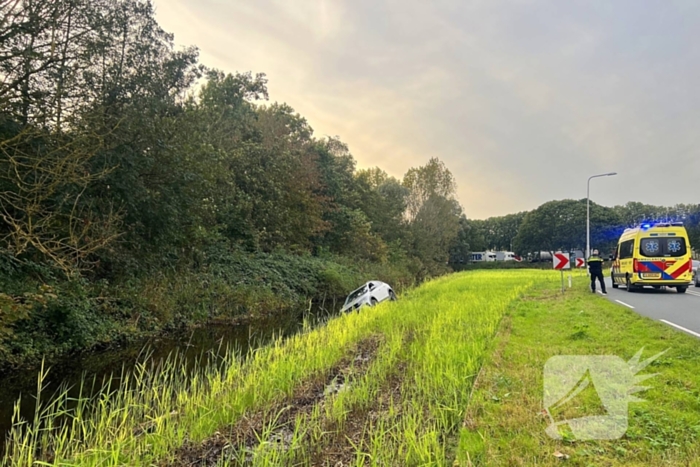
<box><xmin>0</xmin><ymin>301</ymin><xmax>341</xmax><ymax>451</ymax></box>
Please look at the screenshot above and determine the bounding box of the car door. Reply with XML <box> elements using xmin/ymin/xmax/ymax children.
<box><xmin>366</xmin><ymin>282</ymin><xmax>381</xmax><ymax>302</ymax></box>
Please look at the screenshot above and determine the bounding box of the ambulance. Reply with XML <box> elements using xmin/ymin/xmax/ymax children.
<box><xmin>611</xmin><ymin>222</ymin><xmax>693</xmax><ymax>293</ymax></box>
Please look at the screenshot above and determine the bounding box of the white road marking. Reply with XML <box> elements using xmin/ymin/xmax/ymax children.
<box><xmin>660</xmin><ymin>319</ymin><xmax>700</xmax><ymax>338</ymax></box>
<box><xmin>687</xmin><ymin>290</ymin><xmax>700</xmax><ymax>297</ymax></box>
<box><xmin>614</xmin><ymin>300</ymin><xmax>635</xmax><ymax>309</ymax></box>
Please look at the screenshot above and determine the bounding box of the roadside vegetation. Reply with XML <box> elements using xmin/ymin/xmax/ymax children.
<box><xmin>459</xmin><ymin>279</ymin><xmax>700</xmax><ymax>466</ymax></box>
<box><xmin>6</xmin><ymin>270</ymin><xmax>700</xmax><ymax>466</ymax></box>
<box><xmin>0</xmin><ymin>0</ymin><xmax>469</xmax><ymax>368</ymax></box>
<box><xmin>3</xmin><ymin>270</ymin><xmax>542</xmax><ymax>466</ymax></box>
<box><xmin>0</xmin><ymin>250</ymin><xmax>417</xmax><ymax>368</ymax></box>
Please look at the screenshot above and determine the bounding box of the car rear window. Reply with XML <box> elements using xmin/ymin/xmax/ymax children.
<box><xmin>639</xmin><ymin>237</ymin><xmax>687</xmax><ymax>257</ymax></box>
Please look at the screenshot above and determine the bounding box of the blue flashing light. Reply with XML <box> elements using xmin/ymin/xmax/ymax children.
<box><xmin>641</xmin><ymin>223</ymin><xmax>652</xmax><ymax>230</ymax></box>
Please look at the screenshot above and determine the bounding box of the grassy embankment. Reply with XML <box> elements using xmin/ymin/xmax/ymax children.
<box><xmin>458</xmin><ymin>279</ymin><xmax>700</xmax><ymax>466</ymax></box>
<box><xmin>3</xmin><ymin>270</ymin><xmax>539</xmax><ymax>466</ymax></box>
<box><xmin>6</xmin><ymin>270</ymin><xmax>699</xmax><ymax>466</ymax></box>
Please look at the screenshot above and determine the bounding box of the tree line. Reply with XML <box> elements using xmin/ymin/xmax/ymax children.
<box><xmin>0</xmin><ymin>0</ymin><xmax>467</xmax><ymax>277</ymax></box>
<box><xmin>461</xmin><ymin>200</ymin><xmax>700</xmax><ymax>260</ymax></box>
<box><xmin>0</xmin><ymin>0</ymin><xmax>469</xmax><ymax>364</ymax></box>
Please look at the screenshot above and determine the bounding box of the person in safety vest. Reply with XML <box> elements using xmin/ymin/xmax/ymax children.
<box><xmin>588</xmin><ymin>249</ymin><xmax>606</xmax><ymax>294</ymax></box>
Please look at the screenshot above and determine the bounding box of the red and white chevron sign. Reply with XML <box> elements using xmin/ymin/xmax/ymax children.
<box><xmin>553</xmin><ymin>252</ymin><xmax>570</xmax><ymax>270</ymax></box>
<box><xmin>575</xmin><ymin>257</ymin><xmax>585</xmax><ymax>268</ymax></box>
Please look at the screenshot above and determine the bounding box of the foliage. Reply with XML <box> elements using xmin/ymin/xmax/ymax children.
<box><xmin>0</xmin><ymin>0</ymin><xmax>466</xmax><ymax>364</ymax></box>
<box><xmin>476</xmin><ymin>201</ymin><xmax>699</xmax><ymax>258</ymax></box>
<box><xmin>468</xmin><ymin>211</ymin><xmax>527</xmax><ymax>251</ymax></box>
<box><xmin>403</xmin><ymin>158</ymin><xmax>463</xmax><ymax>274</ymax></box>
<box><xmin>513</xmin><ymin>199</ymin><xmax>623</xmax><ymax>255</ymax></box>
<box><xmin>0</xmin><ymin>245</ymin><xmax>420</xmax><ymax>368</ymax></box>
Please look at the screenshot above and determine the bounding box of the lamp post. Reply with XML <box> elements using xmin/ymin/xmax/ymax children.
<box><xmin>586</xmin><ymin>172</ymin><xmax>617</xmax><ymax>263</ymax></box>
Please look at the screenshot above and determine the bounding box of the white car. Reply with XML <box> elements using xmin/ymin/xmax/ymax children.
<box><xmin>693</xmin><ymin>260</ymin><xmax>700</xmax><ymax>287</ymax></box>
<box><xmin>341</xmin><ymin>281</ymin><xmax>396</xmax><ymax>313</ymax></box>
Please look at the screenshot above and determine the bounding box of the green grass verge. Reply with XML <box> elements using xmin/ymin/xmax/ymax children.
<box><xmin>457</xmin><ymin>277</ymin><xmax>700</xmax><ymax>466</ymax></box>
<box><xmin>15</xmin><ymin>270</ymin><xmax>696</xmax><ymax>466</ymax></box>
<box><xmin>3</xmin><ymin>270</ymin><xmax>544</xmax><ymax>466</ymax></box>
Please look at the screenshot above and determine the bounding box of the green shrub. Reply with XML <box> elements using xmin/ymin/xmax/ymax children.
<box><xmin>0</xmin><ymin>246</ymin><xmax>427</xmax><ymax>368</ymax></box>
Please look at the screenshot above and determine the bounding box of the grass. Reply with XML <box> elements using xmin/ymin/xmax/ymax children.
<box><xmin>457</xmin><ymin>277</ymin><xmax>700</xmax><ymax>466</ymax></box>
<box><xmin>3</xmin><ymin>270</ymin><xmax>542</xmax><ymax>466</ymax></box>
<box><xmin>8</xmin><ymin>270</ymin><xmax>698</xmax><ymax>466</ymax></box>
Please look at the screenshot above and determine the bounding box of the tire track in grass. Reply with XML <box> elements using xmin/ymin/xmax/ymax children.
<box><xmin>314</xmin><ymin>363</ymin><xmax>408</xmax><ymax>466</ymax></box>
<box><xmin>307</xmin><ymin>332</ymin><xmax>414</xmax><ymax>466</ymax></box>
<box><xmin>165</xmin><ymin>335</ymin><xmax>384</xmax><ymax>466</ymax></box>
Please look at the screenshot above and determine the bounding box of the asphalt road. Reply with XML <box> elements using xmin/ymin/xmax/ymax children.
<box><xmin>598</xmin><ymin>277</ymin><xmax>700</xmax><ymax>338</ymax></box>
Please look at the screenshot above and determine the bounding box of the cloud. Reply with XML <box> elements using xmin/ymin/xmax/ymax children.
<box><xmin>153</xmin><ymin>0</ymin><xmax>700</xmax><ymax>218</ymax></box>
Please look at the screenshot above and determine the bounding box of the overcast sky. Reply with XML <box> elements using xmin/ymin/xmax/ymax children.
<box><xmin>152</xmin><ymin>0</ymin><xmax>700</xmax><ymax>219</ymax></box>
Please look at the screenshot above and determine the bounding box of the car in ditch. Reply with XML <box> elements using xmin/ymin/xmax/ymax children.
<box><xmin>341</xmin><ymin>281</ymin><xmax>396</xmax><ymax>313</ymax></box>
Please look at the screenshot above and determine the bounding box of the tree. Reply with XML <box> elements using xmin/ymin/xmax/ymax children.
<box><xmin>402</xmin><ymin>158</ymin><xmax>461</xmax><ymax>273</ymax></box>
<box><xmin>0</xmin><ymin>0</ymin><xmax>92</xmax><ymax>125</ymax></box>
<box><xmin>513</xmin><ymin>199</ymin><xmax>622</xmax><ymax>255</ymax></box>
<box><xmin>411</xmin><ymin>195</ymin><xmax>461</xmax><ymax>273</ymax></box>
<box><xmin>469</xmin><ymin>211</ymin><xmax>528</xmax><ymax>251</ymax></box>
<box><xmin>449</xmin><ymin>215</ymin><xmax>474</xmax><ymax>266</ymax></box>
<box><xmin>403</xmin><ymin>157</ymin><xmax>456</xmax><ymax>221</ymax></box>
<box><xmin>0</xmin><ymin>116</ymin><xmax>121</xmax><ymax>274</ymax></box>
<box><xmin>354</xmin><ymin>167</ymin><xmax>408</xmax><ymax>243</ymax></box>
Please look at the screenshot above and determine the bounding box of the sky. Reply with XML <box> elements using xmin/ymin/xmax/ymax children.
<box><xmin>152</xmin><ymin>0</ymin><xmax>700</xmax><ymax>219</ymax></box>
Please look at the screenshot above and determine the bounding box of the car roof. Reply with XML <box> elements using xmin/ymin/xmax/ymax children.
<box><xmin>347</xmin><ymin>281</ymin><xmax>388</xmax><ymax>294</ymax></box>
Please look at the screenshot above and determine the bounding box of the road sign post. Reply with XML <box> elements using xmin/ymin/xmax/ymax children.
<box><xmin>553</xmin><ymin>252</ymin><xmax>571</xmax><ymax>293</ymax></box>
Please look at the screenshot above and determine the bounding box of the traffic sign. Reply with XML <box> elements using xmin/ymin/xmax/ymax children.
<box><xmin>575</xmin><ymin>257</ymin><xmax>585</xmax><ymax>268</ymax></box>
<box><xmin>553</xmin><ymin>252</ymin><xmax>570</xmax><ymax>270</ymax></box>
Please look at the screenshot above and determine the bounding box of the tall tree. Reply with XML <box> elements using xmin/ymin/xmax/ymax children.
<box><xmin>354</xmin><ymin>167</ymin><xmax>408</xmax><ymax>243</ymax></box>
<box><xmin>403</xmin><ymin>157</ymin><xmax>456</xmax><ymax>221</ymax></box>
<box><xmin>402</xmin><ymin>158</ymin><xmax>461</xmax><ymax>273</ymax></box>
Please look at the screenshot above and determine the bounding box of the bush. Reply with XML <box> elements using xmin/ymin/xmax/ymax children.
<box><xmin>0</xmin><ymin>246</ymin><xmax>426</xmax><ymax>369</ymax></box>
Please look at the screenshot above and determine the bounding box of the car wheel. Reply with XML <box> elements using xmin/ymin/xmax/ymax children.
<box><xmin>370</xmin><ymin>298</ymin><xmax>378</xmax><ymax>306</ymax></box>
<box><xmin>389</xmin><ymin>290</ymin><xmax>397</xmax><ymax>301</ymax></box>
<box><xmin>695</xmin><ymin>277</ymin><xmax>700</xmax><ymax>287</ymax></box>
<box><xmin>677</xmin><ymin>286</ymin><xmax>687</xmax><ymax>294</ymax></box>
<box><xmin>626</xmin><ymin>277</ymin><xmax>635</xmax><ymax>292</ymax></box>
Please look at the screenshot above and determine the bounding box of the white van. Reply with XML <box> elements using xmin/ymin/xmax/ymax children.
<box><xmin>470</xmin><ymin>251</ymin><xmax>497</xmax><ymax>262</ymax></box>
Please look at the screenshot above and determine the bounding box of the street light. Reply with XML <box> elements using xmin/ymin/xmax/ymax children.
<box><xmin>586</xmin><ymin>172</ymin><xmax>617</xmax><ymax>263</ymax></box>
